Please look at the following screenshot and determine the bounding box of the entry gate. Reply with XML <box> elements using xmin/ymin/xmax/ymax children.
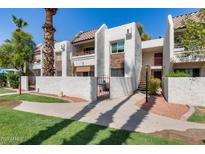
<box><xmin>97</xmin><ymin>76</ymin><xmax>110</xmax><ymax>100</ymax></box>
<box><xmin>28</xmin><ymin>76</ymin><xmax>36</xmax><ymax>91</ymax></box>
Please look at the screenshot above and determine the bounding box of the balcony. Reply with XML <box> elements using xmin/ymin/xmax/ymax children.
<box><xmin>73</xmin><ymin>49</ymin><xmax>94</xmax><ymax>57</ymax></box>
<box><xmin>172</xmin><ymin>52</ymin><xmax>205</xmax><ymax>63</ymax></box>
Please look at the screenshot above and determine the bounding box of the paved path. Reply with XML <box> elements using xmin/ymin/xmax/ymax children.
<box><xmin>14</xmin><ymin>92</ymin><xmax>205</xmax><ymax>133</ymax></box>
<box><xmin>0</xmin><ymin>92</ymin><xmax>18</xmax><ymax>96</ymax></box>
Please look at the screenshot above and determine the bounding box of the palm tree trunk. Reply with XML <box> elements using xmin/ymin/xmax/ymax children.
<box><xmin>42</xmin><ymin>8</ymin><xmax>57</xmax><ymax>76</ymax></box>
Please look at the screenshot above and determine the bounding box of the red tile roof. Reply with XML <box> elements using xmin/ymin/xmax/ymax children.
<box><xmin>72</xmin><ymin>29</ymin><xmax>98</xmax><ymax>44</ymax></box>
<box><xmin>173</xmin><ymin>11</ymin><xmax>202</xmax><ymax>29</ymax></box>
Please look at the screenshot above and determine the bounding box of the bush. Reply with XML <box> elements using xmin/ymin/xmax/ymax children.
<box><xmin>165</xmin><ymin>71</ymin><xmax>189</xmax><ymax>77</ymax></box>
<box><xmin>0</xmin><ymin>73</ymin><xmax>7</xmax><ymax>87</ymax></box>
<box><xmin>148</xmin><ymin>78</ymin><xmax>161</xmax><ymax>95</ymax></box>
<box><xmin>6</xmin><ymin>72</ymin><xmax>19</xmax><ymax>88</ymax></box>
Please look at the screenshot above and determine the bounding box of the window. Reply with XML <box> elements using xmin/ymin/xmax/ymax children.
<box><xmin>174</xmin><ymin>68</ymin><xmax>200</xmax><ymax>77</ymax></box>
<box><xmin>154</xmin><ymin>53</ymin><xmax>163</xmax><ymax>66</ymax></box>
<box><xmin>111</xmin><ymin>68</ymin><xmax>124</xmax><ymax>77</ymax></box>
<box><xmin>56</xmin><ymin>71</ymin><xmax>62</xmax><ymax>76</ymax></box>
<box><xmin>83</xmin><ymin>47</ymin><xmax>94</xmax><ymax>54</ymax></box>
<box><xmin>111</xmin><ymin>40</ymin><xmax>124</xmax><ymax>53</ymax></box>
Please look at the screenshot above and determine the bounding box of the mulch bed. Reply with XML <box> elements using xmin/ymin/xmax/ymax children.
<box><xmin>150</xmin><ymin>129</ymin><xmax>205</xmax><ymax>144</ymax></box>
<box><xmin>136</xmin><ymin>95</ymin><xmax>189</xmax><ymax>119</ymax></box>
<box><xmin>0</xmin><ymin>100</ymin><xmax>21</xmax><ymax>109</ymax></box>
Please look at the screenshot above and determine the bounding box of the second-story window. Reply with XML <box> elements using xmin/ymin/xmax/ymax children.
<box><xmin>111</xmin><ymin>40</ymin><xmax>124</xmax><ymax>53</ymax></box>
<box><xmin>154</xmin><ymin>53</ymin><xmax>163</xmax><ymax>66</ymax></box>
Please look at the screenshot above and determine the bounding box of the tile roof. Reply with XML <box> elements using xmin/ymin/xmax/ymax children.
<box><xmin>72</xmin><ymin>29</ymin><xmax>98</xmax><ymax>44</ymax></box>
<box><xmin>173</xmin><ymin>11</ymin><xmax>202</xmax><ymax>29</ymax></box>
<box><xmin>33</xmin><ymin>43</ymin><xmax>43</xmax><ymax>53</ymax></box>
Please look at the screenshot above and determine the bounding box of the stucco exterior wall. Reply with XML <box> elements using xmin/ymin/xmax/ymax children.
<box><xmin>95</xmin><ymin>24</ymin><xmax>108</xmax><ymax>77</ymax></box>
<box><xmin>21</xmin><ymin>76</ymin><xmax>28</xmax><ymax>91</ymax></box>
<box><xmin>110</xmin><ymin>77</ymin><xmax>135</xmax><ymax>98</ymax></box>
<box><xmin>104</xmin><ymin>22</ymin><xmax>141</xmax><ymax>89</ymax></box>
<box><xmin>163</xmin><ymin>15</ymin><xmax>174</xmax><ymax>75</ymax></box>
<box><xmin>163</xmin><ymin>77</ymin><xmax>205</xmax><ymax>106</ymax></box>
<box><xmin>36</xmin><ymin>77</ymin><xmax>97</xmax><ymax>101</ymax></box>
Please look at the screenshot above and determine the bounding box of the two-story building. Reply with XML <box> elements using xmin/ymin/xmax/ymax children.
<box><xmin>32</xmin><ymin>22</ymin><xmax>142</xmax><ymax>91</ymax></box>
<box><xmin>163</xmin><ymin>11</ymin><xmax>205</xmax><ymax>77</ymax></box>
<box><xmin>31</xmin><ymin>11</ymin><xmax>205</xmax><ymax>85</ymax></box>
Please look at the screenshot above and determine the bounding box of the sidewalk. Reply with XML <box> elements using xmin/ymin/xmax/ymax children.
<box><xmin>14</xmin><ymin>92</ymin><xmax>205</xmax><ymax>133</ymax></box>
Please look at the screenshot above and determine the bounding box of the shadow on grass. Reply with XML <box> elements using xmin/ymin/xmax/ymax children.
<box><xmin>21</xmin><ymin>92</ymin><xmax>157</xmax><ymax>145</ymax></box>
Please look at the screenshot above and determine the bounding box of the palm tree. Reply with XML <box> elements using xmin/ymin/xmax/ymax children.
<box><xmin>12</xmin><ymin>15</ymin><xmax>28</xmax><ymax>32</ymax></box>
<box><xmin>42</xmin><ymin>8</ymin><xmax>58</xmax><ymax>76</ymax></box>
<box><xmin>136</xmin><ymin>23</ymin><xmax>151</xmax><ymax>41</ymax></box>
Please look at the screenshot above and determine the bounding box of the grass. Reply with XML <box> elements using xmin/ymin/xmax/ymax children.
<box><xmin>188</xmin><ymin>106</ymin><xmax>205</xmax><ymax>123</ymax></box>
<box><xmin>0</xmin><ymin>108</ymin><xmax>188</xmax><ymax>145</ymax></box>
<box><xmin>0</xmin><ymin>93</ymin><xmax>68</xmax><ymax>103</ymax></box>
<box><xmin>0</xmin><ymin>88</ymin><xmax>15</xmax><ymax>94</ymax></box>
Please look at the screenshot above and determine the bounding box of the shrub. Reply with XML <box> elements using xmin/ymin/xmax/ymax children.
<box><xmin>148</xmin><ymin>78</ymin><xmax>161</xmax><ymax>95</ymax></box>
<box><xmin>6</xmin><ymin>72</ymin><xmax>19</xmax><ymax>88</ymax></box>
<box><xmin>0</xmin><ymin>73</ymin><xmax>7</xmax><ymax>87</ymax></box>
<box><xmin>165</xmin><ymin>71</ymin><xmax>189</xmax><ymax>77</ymax></box>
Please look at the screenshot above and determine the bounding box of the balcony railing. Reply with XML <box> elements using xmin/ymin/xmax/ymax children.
<box><xmin>174</xmin><ymin>42</ymin><xmax>184</xmax><ymax>49</ymax></box>
<box><xmin>172</xmin><ymin>52</ymin><xmax>205</xmax><ymax>63</ymax></box>
<box><xmin>73</xmin><ymin>50</ymin><xmax>95</xmax><ymax>57</ymax></box>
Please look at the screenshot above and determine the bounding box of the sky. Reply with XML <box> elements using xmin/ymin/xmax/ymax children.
<box><xmin>0</xmin><ymin>8</ymin><xmax>199</xmax><ymax>45</ymax></box>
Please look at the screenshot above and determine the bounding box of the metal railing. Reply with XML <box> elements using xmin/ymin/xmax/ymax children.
<box><xmin>73</xmin><ymin>50</ymin><xmax>95</xmax><ymax>57</ymax></box>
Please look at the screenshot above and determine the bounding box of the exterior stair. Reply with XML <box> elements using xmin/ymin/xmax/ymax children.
<box><xmin>138</xmin><ymin>81</ymin><xmax>146</xmax><ymax>92</ymax></box>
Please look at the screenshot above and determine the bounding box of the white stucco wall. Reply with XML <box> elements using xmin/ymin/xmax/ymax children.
<box><xmin>163</xmin><ymin>77</ymin><xmax>205</xmax><ymax>106</ymax></box>
<box><xmin>95</xmin><ymin>24</ymin><xmax>108</xmax><ymax>77</ymax></box>
<box><xmin>110</xmin><ymin>77</ymin><xmax>135</xmax><ymax>98</ymax></box>
<box><xmin>163</xmin><ymin>15</ymin><xmax>174</xmax><ymax>75</ymax></box>
<box><xmin>142</xmin><ymin>38</ymin><xmax>164</xmax><ymax>49</ymax></box>
<box><xmin>72</xmin><ymin>54</ymin><xmax>95</xmax><ymax>66</ymax></box>
<box><xmin>33</xmin><ymin>41</ymin><xmax>72</xmax><ymax>76</ymax></box>
<box><xmin>36</xmin><ymin>77</ymin><xmax>97</xmax><ymax>101</ymax></box>
<box><xmin>104</xmin><ymin>22</ymin><xmax>141</xmax><ymax>89</ymax></box>
<box><xmin>21</xmin><ymin>76</ymin><xmax>28</xmax><ymax>91</ymax></box>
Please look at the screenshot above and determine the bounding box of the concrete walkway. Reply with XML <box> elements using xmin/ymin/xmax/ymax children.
<box><xmin>0</xmin><ymin>92</ymin><xmax>18</xmax><ymax>96</ymax></box>
<box><xmin>14</xmin><ymin>92</ymin><xmax>205</xmax><ymax>133</ymax></box>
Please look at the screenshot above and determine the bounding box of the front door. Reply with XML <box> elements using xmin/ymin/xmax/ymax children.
<box><xmin>154</xmin><ymin>71</ymin><xmax>162</xmax><ymax>80</ymax></box>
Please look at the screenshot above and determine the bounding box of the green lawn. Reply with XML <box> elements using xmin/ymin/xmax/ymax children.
<box><xmin>0</xmin><ymin>88</ymin><xmax>15</xmax><ymax>94</ymax></box>
<box><xmin>0</xmin><ymin>108</ymin><xmax>187</xmax><ymax>145</ymax></box>
<box><xmin>188</xmin><ymin>106</ymin><xmax>205</xmax><ymax>123</ymax></box>
<box><xmin>0</xmin><ymin>93</ymin><xmax>68</xmax><ymax>103</ymax></box>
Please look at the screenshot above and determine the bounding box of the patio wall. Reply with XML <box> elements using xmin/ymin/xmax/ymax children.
<box><xmin>110</xmin><ymin>77</ymin><xmax>135</xmax><ymax>98</ymax></box>
<box><xmin>35</xmin><ymin>77</ymin><xmax>97</xmax><ymax>101</ymax></box>
<box><xmin>21</xmin><ymin>76</ymin><xmax>28</xmax><ymax>91</ymax></box>
<box><xmin>163</xmin><ymin>77</ymin><xmax>205</xmax><ymax>106</ymax></box>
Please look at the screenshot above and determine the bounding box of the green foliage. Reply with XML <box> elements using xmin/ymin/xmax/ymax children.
<box><xmin>148</xmin><ymin>78</ymin><xmax>161</xmax><ymax>95</ymax></box>
<box><xmin>188</xmin><ymin>106</ymin><xmax>205</xmax><ymax>124</ymax></box>
<box><xmin>136</xmin><ymin>23</ymin><xmax>151</xmax><ymax>41</ymax></box>
<box><xmin>0</xmin><ymin>31</ymin><xmax>35</xmax><ymax>75</ymax></box>
<box><xmin>0</xmin><ymin>108</ymin><xmax>187</xmax><ymax>144</ymax></box>
<box><xmin>165</xmin><ymin>71</ymin><xmax>189</xmax><ymax>77</ymax></box>
<box><xmin>0</xmin><ymin>73</ymin><xmax>7</xmax><ymax>86</ymax></box>
<box><xmin>12</xmin><ymin>15</ymin><xmax>28</xmax><ymax>31</ymax></box>
<box><xmin>6</xmin><ymin>72</ymin><xmax>19</xmax><ymax>88</ymax></box>
<box><xmin>180</xmin><ymin>17</ymin><xmax>205</xmax><ymax>53</ymax></box>
<box><xmin>0</xmin><ymin>93</ymin><xmax>68</xmax><ymax>103</ymax></box>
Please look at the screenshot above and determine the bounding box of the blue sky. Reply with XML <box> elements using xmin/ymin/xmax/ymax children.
<box><xmin>0</xmin><ymin>8</ymin><xmax>199</xmax><ymax>45</ymax></box>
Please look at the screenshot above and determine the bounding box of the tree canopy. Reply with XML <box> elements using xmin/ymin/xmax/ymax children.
<box><xmin>12</xmin><ymin>15</ymin><xmax>28</xmax><ymax>31</ymax></box>
<box><xmin>136</xmin><ymin>23</ymin><xmax>151</xmax><ymax>41</ymax></box>
<box><xmin>0</xmin><ymin>31</ymin><xmax>35</xmax><ymax>74</ymax></box>
<box><xmin>179</xmin><ymin>14</ymin><xmax>205</xmax><ymax>54</ymax></box>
